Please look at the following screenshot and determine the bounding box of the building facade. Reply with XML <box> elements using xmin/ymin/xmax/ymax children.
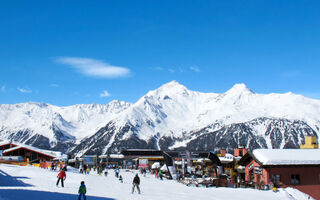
<box><xmin>238</xmin><ymin>149</ymin><xmax>320</xmax><ymax>200</ymax></box>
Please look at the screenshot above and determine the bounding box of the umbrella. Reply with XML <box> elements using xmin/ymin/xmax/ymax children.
<box><xmin>151</xmin><ymin>162</ymin><xmax>160</xmax><ymax>169</ymax></box>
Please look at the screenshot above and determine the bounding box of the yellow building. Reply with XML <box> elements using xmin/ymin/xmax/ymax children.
<box><xmin>300</xmin><ymin>136</ymin><xmax>319</xmax><ymax>149</ymax></box>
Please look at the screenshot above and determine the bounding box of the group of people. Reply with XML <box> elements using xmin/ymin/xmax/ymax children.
<box><xmin>51</xmin><ymin>162</ymin><xmax>64</xmax><ymax>171</ymax></box>
<box><xmin>79</xmin><ymin>164</ymin><xmax>89</xmax><ymax>174</ymax></box>
<box><xmin>154</xmin><ymin>169</ymin><xmax>164</xmax><ymax>180</ymax></box>
<box><xmin>56</xmin><ymin>166</ymin><xmax>142</xmax><ymax>199</ymax></box>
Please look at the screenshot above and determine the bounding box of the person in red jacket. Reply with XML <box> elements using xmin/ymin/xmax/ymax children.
<box><xmin>56</xmin><ymin>169</ymin><xmax>66</xmax><ymax>187</ymax></box>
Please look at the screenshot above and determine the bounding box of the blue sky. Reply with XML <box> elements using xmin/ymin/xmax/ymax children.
<box><xmin>1</xmin><ymin>0</ymin><xmax>320</xmax><ymax>105</ymax></box>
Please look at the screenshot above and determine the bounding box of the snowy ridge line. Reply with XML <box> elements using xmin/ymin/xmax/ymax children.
<box><xmin>1</xmin><ymin>81</ymin><xmax>320</xmax><ymax>154</ymax></box>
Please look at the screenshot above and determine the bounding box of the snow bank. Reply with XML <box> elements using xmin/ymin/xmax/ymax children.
<box><xmin>284</xmin><ymin>187</ymin><xmax>315</xmax><ymax>200</ymax></box>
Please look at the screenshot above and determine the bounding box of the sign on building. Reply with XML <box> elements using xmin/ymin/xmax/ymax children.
<box><xmin>139</xmin><ymin>159</ymin><xmax>149</xmax><ymax>168</ymax></box>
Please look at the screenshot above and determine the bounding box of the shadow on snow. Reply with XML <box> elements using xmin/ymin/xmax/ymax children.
<box><xmin>0</xmin><ymin>169</ymin><xmax>33</xmax><ymax>187</ymax></box>
<box><xmin>0</xmin><ymin>189</ymin><xmax>116</xmax><ymax>200</ymax></box>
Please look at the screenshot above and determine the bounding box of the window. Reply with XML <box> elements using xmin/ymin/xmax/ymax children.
<box><xmin>291</xmin><ymin>174</ymin><xmax>300</xmax><ymax>185</ymax></box>
<box><xmin>272</xmin><ymin>174</ymin><xmax>281</xmax><ymax>186</ymax></box>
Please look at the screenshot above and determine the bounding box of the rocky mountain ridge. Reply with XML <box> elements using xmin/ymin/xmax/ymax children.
<box><xmin>1</xmin><ymin>81</ymin><xmax>319</xmax><ymax>156</ymax></box>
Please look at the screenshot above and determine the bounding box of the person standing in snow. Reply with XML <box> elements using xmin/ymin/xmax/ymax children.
<box><xmin>78</xmin><ymin>181</ymin><xmax>87</xmax><ymax>200</ymax></box>
<box><xmin>63</xmin><ymin>164</ymin><xmax>67</xmax><ymax>172</ymax></box>
<box><xmin>159</xmin><ymin>170</ymin><xmax>163</xmax><ymax>180</ymax></box>
<box><xmin>142</xmin><ymin>168</ymin><xmax>146</xmax><ymax>177</ymax></box>
<box><xmin>132</xmin><ymin>174</ymin><xmax>141</xmax><ymax>194</ymax></box>
<box><xmin>155</xmin><ymin>170</ymin><xmax>158</xmax><ymax>178</ymax></box>
<box><xmin>56</xmin><ymin>169</ymin><xmax>66</xmax><ymax>187</ymax></box>
<box><xmin>119</xmin><ymin>175</ymin><xmax>123</xmax><ymax>183</ymax></box>
<box><xmin>104</xmin><ymin>167</ymin><xmax>108</xmax><ymax>176</ymax></box>
<box><xmin>51</xmin><ymin>162</ymin><xmax>55</xmax><ymax>170</ymax></box>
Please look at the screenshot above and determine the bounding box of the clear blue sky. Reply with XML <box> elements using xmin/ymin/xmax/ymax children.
<box><xmin>1</xmin><ymin>0</ymin><xmax>320</xmax><ymax>105</ymax></box>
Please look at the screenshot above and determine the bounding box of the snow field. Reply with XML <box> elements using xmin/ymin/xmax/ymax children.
<box><xmin>0</xmin><ymin>164</ymin><xmax>313</xmax><ymax>200</ymax></box>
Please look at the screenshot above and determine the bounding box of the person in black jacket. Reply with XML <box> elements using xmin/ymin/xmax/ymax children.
<box><xmin>132</xmin><ymin>174</ymin><xmax>140</xmax><ymax>194</ymax></box>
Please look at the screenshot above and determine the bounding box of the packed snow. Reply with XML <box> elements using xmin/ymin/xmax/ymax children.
<box><xmin>252</xmin><ymin>149</ymin><xmax>320</xmax><ymax>165</ymax></box>
<box><xmin>0</xmin><ymin>164</ymin><xmax>314</xmax><ymax>200</ymax></box>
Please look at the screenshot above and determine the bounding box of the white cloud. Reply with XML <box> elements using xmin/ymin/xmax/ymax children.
<box><xmin>17</xmin><ymin>87</ymin><xmax>32</xmax><ymax>93</ymax></box>
<box><xmin>100</xmin><ymin>90</ymin><xmax>111</xmax><ymax>97</ymax></box>
<box><xmin>190</xmin><ymin>66</ymin><xmax>200</xmax><ymax>72</ymax></box>
<box><xmin>50</xmin><ymin>83</ymin><xmax>59</xmax><ymax>87</ymax></box>
<box><xmin>1</xmin><ymin>85</ymin><xmax>5</xmax><ymax>92</ymax></box>
<box><xmin>56</xmin><ymin>57</ymin><xmax>131</xmax><ymax>78</ymax></box>
<box><xmin>168</xmin><ymin>69</ymin><xmax>175</xmax><ymax>73</ymax></box>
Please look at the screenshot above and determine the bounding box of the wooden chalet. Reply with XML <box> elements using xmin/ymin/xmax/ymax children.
<box><xmin>0</xmin><ymin>141</ymin><xmax>58</xmax><ymax>163</ymax></box>
<box><xmin>238</xmin><ymin>149</ymin><xmax>320</xmax><ymax>200</ymax></box>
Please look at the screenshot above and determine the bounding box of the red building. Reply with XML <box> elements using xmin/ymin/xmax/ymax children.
<box><xmin>238</xmin><ymin>149</ymin><xmax>320</xmax><ymax>200</ymax></box>
<box><xmin>0</xmin><ymin>141</ymin><xmax>58</xmax><ymax>163</ymax></box>
<box><xmin>234</xmin><ymin>147</ymin><xmax>248</xmax><ymax>158</ymax></box>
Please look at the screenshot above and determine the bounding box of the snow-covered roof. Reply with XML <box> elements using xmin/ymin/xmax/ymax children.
<box><xmin>252</xmin><ymin>149</ymin><xmax>320</xmax><ymax>165</ymax></box>
<box><xmin>0</xmin><ymin>141</ymin><xmax>19</xmax><ymax>147</ymax></box>
<box><xmin>219</xmin><ymin>153</ymin><xmax>234</xmax><ymax>163</ymax></box>
<box><xmin>1</xmin><ymin>140</ymin><xmax>65</xmax><ymax>159</ymax></box>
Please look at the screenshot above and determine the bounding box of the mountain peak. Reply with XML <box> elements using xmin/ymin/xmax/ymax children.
<box><xmin>144</xmin><ymin>80</ymin><xmax>190</xmax><ymax>99</ymax></box>
<box><xmin>157</xmin><ymin>80</ymin><xmax>189</xmax><ymax>94</ymax></box>
<box><xmin>161</xmin><ymin>80</ymin><xmax>184</xmax><ymax>88</ymax></box>
<box><xmin>226</xmin><ymin>83</ymin><xmax>254</xmax><ymax>95</ymax></box>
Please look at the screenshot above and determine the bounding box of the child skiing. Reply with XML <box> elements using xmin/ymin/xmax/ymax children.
<box><xmin>78</xmin><ymin>181</ymin><xmax>87</xmax><ymax>200</ymax></box>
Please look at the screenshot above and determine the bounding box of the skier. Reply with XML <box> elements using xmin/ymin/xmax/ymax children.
<box><xmin>104</xmin><ymin>167</ymin><xmax>108</xmax><ymax>176</ymax></box>
<box><xmin>115</xmin><ymin>168</ymin><xmax>119</xmax><ymax>178</ymax></box>
<box><xmin>51</xmin><ymin>162</ymin><xmax>55</xmax><ymax>170</ymax></box>
<box><xmin>56</xmin><ymin>169</ymin><xmax>66</xmax><ymax>187</ymax></box>
<box><xmin>78</xmin><ymin>181</ymin><xmax>87</xmax><ymax>200</ymax></box>
<box><xmin>87</xmin><ymin>167</ymin><xmax>90</xmax><ymax>175</ymax></box>
<box><xmin>79</xmin><ymin>165</ymin><xmax>83</xmax><ymax>174</ymax></box>
<box><xmin>63</xmin><ymin>164</ymin><xmax>67</xmax><ymax>172</ymax></box>
<box><xmin>155</xmin><ymin>170</ymin><xmax>158</xmax><ymax>178</ymax></box>
<box><xmin>119</xmin><ymin>175</ymin><xmax>123</xmax><ymax>183</ymax></box>
<box><xmin>132</xmin><ymin>173</ymin><xmax>141</xmax><ymax>194</ymax></box>
<box><xmin>142</xmin><ymin>168</ymin><xmax>146</xmax><ymax>177</ymax></box>
<box><xmin>159</xmin><ymin>170</ymin><xmax>163</xmax><ymax>180</ymax></box>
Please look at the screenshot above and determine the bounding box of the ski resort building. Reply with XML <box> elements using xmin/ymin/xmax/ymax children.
<box><xmin>238</xmin><ymin>149</ymin><xmax>320</xmax><ymax>200</ymax></box>
<box><xmin>0</xmin><ymin>141</ymin><xmax>65</xmax><ymax>163</ymax></box>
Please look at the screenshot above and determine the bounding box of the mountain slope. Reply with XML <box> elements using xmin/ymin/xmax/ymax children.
<box><xmin>0</xmin><ymin>100</ymin><xmax>131</xmax><ymax>152</ymax></box>
<box><xmin>71</xmin><ymin>81</ymin><xmax>320</xmax><ymax>155</ymax></box>
<box><xmin>1</xmin><ymin>81</ymin><xmax>320</xmax><ymax>155</ymax></box>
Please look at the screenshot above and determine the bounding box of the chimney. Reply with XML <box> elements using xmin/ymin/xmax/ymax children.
<box><xmin>220</xmin><ymin>149</ymin><xmax>226</xmax><ymax>157</ymax></box>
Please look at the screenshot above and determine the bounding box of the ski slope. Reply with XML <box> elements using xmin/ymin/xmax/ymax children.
<box><xmin>0</xmin><ymin>164</ymin><xmax>313</xmax><ymax>200</ymax></box>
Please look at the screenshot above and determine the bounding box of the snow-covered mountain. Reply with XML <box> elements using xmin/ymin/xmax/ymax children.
<box><xmin>1</xmin><ymin>81</ymin><xmax>320</xmax><ymax>155</ymax></box>
<box><xmin>0</xmin><ymin>100</ymin><xmax>131</xmax><ymax>152</ymax></box>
